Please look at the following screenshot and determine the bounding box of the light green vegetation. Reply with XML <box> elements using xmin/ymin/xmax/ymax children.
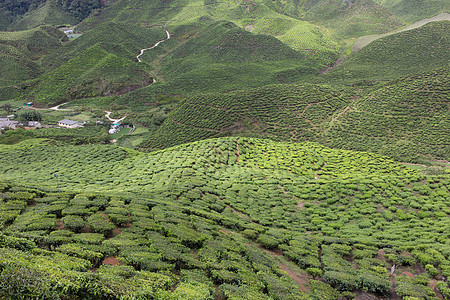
<box><xmin>0</xmin><ymin>126</ymin><xmax>109</xmax><ymax>145</ymax></box>
<box><xmin>0</xmin><ymin>136</ymin><xmax>449</xmax><ymax>299</ymax></box>
<box><xmin>352</xmin><ymin>12</ymin><xmax>450</xmax><ymax>52</ymax></box>
<box><xmin>302</xmin><ymin>0</ymin><xmax>405</xmax><ymax>39</ymax></box>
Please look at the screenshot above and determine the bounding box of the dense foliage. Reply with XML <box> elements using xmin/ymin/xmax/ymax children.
<box><xmin>326</xmin><ymin>21</ymin><xmax>450</xmax><ymax>83</ymax></box>
<box><xmin>0</xmin><ymin>136</ymin><xmax>448</xmax><ymax>299</ymax></box>
<box><xmin>140</xmin><ymin>68</ymin><xmax>449</xmax><ymax>163</ymax></box>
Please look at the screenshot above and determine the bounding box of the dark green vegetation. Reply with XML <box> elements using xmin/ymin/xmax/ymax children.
<box><xmin>140</xmin><ymin>68</ymin><xmax>449</xmax><ymax>163</ymax></box>
<box><xmin>326</xmin><ymin>21</ymin><xmax>450</xmax><ymax>83</ymax></box>
<box><xmin>325</xmin><ymin>68</ymin><xmax>449</xmax><ymax>163</ymax></box>
<box><xmin>0</xmin><ymin>25</ymin><xmax>66</xmax><ymax>86</ymax></box>
<box><xmin>374</xmin><ymin>0</ymin><xmax>450</xmax><ymax>22</ymax></box>
<box><xmin>0</xmin><ymin>0</ymin><xmax>102</xmax><ymax>30</ymax></box>
<box><xmin>15</xmin><ymin>22</ymin><xmax>167</xmax><ymax>104</ymax></box>
<box><xmin>0</xmin><ymin>136</ymin><xmax>449</xmax><ymax>299</ymax></box>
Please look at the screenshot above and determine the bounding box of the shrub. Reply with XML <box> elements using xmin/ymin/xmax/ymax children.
<box><xmin>87</xmin><ymin>213</ymin><xmax>115</xmax><ymax>235</ymax></box>
<box><xmin>61</xmin><ymin>215</ymin><xmax>85</xmax><ymax>232</ymax></box>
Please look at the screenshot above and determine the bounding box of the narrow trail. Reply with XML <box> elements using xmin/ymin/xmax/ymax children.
<box><xmin>49</xmin><ymin>102</ymin><xmax>71</xmax><ymax>111</ymax></box>
<box><xmin>136</xmin><ymin>26</ymin><xmax>171</xmax><ymax>63</ymax></box>
<box><xmin>104</xmin><ymin>111</ymin><xmax>127</xmax><ymax>123</ymax></box>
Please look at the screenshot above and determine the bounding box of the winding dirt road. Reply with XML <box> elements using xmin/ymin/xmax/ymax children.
<box><xmin>136</xmin><ymin>26</ymin><xmax>171</xmax><ymax>63</ymax></box>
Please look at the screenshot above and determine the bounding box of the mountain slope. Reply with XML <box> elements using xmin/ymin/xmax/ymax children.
<box><xmin>325</xmin><ymin>20</ymin><xmax>450</xmax><ymax>83</ymax></box>
<box><xmin>303</xmin><ymin>0</ymin><xmax>405</xmax><ymax>38</ymax></box>
<box><xmin>138</xmin><ymin>67</ymin><xmax>449</xmax><ymax>163</ymax></box>
<box><xmin>0</xmin><ymin>25</ymin><xmax>66</xmax><ymax>86</ymax></box>
<box><xmin>9</xmin><ymin>0</ymin><xmax>78</xmax><ymax>31</ymax></box>
<box><xmin>374</xmin><ymin>0</ymin><xmax>450</xmax><ymax>23</ymax></box>
<box><xmin>139</xmin><ymin>83</ymin><xmax>354</xmax><ymax>150</ymax></box>
<box><xmin>325</xmin><ymin>67</ymin><xmax>450</xmax><ymax>163</ymax></box>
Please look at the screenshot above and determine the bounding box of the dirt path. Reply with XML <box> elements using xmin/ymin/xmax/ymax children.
<box><xmin>137</xmin><ymin>26</ymin><xmax>171</xmax><ymax>63</ymax></box>
<box><xmin>352</xmin><ymin>13</ymin><xmax>450</xmax><ymax>52</ymax></box>
<box><xmin>278</xmin><ymin>262</ymin><xmax>310</xmax><ymax>293</ymax></box>
<box><xmin>49</xmin><ymin>102</ymin><xmax>71</xmax><ymax>111</ymax></box>
<box><xmin>104</xmin><ymin>111</ymin><xmax>127</xmax><ymax>123</ymax></box>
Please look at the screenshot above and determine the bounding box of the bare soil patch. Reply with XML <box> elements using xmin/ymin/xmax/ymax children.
<box><xmin>278</xmin><ymin>263</ymin><xmax>310</xmax><ymax>293</ymax></box>
<box><xmin>103</xmin><ymin>256</ymin><xmax>120</xmax><ymax>265</ymax></box>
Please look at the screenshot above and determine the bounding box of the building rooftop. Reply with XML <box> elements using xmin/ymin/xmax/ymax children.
<box><xmin>58</xmin><ymin>119</ymin><xmax>79</xmax><ymax>125</ymax></box>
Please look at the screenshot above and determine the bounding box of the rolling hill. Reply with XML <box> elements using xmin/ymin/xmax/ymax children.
<box><xmin>374</xmin><ymin>0</ymin><xmax>450</xmax><ymax>23</ymax></box>
<box><xmin>8</xmin><ymin>0</ymin><xmax>78</xmax><ymax>31</ymax></box>
<box><xmin>325</xmin><ymin>67</ymin><xmax>450</xmax><ymax>163</ymax></box>
<box><xmin>303</xmin><ymin>0</ymin><xmax>405</xmax><ymax>38</ymax></box>
<box><xmin>0</xmin><ymin>25</ymin><xmax>66</xmax><ymax>86</ymax></box>
<box><xmin>138</xmin><ymin>67</ymin><xmax>449</xmax><ymax>163</ymax></box>
<box><xmin>0</xmin><ymin>136</ymin><xmax>449</xmax><ymax>299</ymax></box>
<box><xmin>325</xmin><ymin>20</ymin><xmax>450</xmax><ymax>84</ymax></box>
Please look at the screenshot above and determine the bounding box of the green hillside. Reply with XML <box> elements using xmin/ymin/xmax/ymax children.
<box><xmin>140</xmin><ymin>21</ymin><xmax>319</xmax><ymax>95</ymax></box>
<box><xmin>325</xmin><ymin>20</ymin><xmax>450</xmax><ymax>83</ymax></box>
<box><xmin>375</xmin><ymin>0</ymin><xmax>450</xmax><ymax>23</ymax></box>
<box><xmin>80</xmin><ymin>0</ymin><xmax>342</xmax><ymax>66</ymax></box>
<box><xmin>0</xmin><ymin>25</ymin><xmax>66</xmax><ymax>86</ymax></box>
<box><xmin>0</xmin><ymin>0</ymin><xmax>103</xmax><ymax>30</ymax></box>
<box><xmin>40</xmin><ymin>21</ymin><xmax>167</xmax><ymax>72</ymax></box>
<box><xmin>9</xmin><ymin>0</ymin><xmax>78</xmax><ymax>31</ymax></box>
<box><xmin>140</xmin><ymin>83</ymin><xmax>354</xmax><ymax>150</ymax></box>
<box><xmin>303</xmin><ymin>0</ymin><xmax>405</xmax><ymax>38</ymax></box>
<box><xmin>0</xmin><ymin>11</ymin><xmax>11</xmax><ymax>30</ymax></box>
<box><xmin>138</xmin><ymin>67</ymin><xmax>448</xmax><ymax>163</ymax></box>
<box><xmin>11</xmin><ymin>23</ymin><xmax>169</xmax><ymax>104</ymax></box>
<box><xmin>325</xmin><ymin>67</ymin><xmax>450</xmax><ymax>163</ymax></box>
<box><xmin>0</xmin><ymin>137</ymin><xmax>449</xmax><ymax>299</ymax></box>
<box><xmin>18</xmin><ymin>43</ymin><xmax>154</xmax><ymax>104</ymax></box>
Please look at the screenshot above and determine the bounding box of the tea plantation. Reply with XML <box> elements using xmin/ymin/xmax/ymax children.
<box><xmin>325</xmin><ymin>21</ymin><xmax>450</xmax><ymax>83</ymax></box>
<box><xmin>0</xmin><ymin>136</ymin><xmax>449</xmax><ymax>299</ymax></box>
<box><xmin>140</xmin><ymin>67</ymin><xmax>449</xmax><ymax>163</ymax></box>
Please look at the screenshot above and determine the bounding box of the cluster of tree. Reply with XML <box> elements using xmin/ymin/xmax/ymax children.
<box><xmin>0</xmin><ymin>0</ymin><xmax>102</xmax><ymax>20</ymax></box>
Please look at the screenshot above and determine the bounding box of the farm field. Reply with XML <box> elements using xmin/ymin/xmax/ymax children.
<box><xmin>140</xmin><ymin>67</ymin><xmax>449</xmax><ymax>164</ymax></box>
<box><xmin>0</xmin><ymin>0</ymin><xmax>449</xmax><ymax>299</ymax></box>
<box><xmin>0</xmin><ymin>136</ymin><xmax>449</xmax><ymax>299</ymax></box>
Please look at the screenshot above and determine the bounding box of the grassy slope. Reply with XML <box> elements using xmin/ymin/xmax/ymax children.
<box><xmin>9</xmin><ymin>0</ymin><xmax>78</xmax><ymax>31</ymax></box>
<box><xmin>0</xmin><ymin>137</ymin><xmax>449</xmax><ymax>299</ymax></box>
<box><xmin>140</xmin><ymin>82</ymin><xmax>354</xmax><ymax>150</ymax></box>
<box><xmin>15</xmin><ymin>23</ymin><xmax>168</xmax><ymax>105</ymax></box>
<box><xmin>375</xmin><ymin>0</ymin><xmax>450</xmax><ymax>23</ymax></box>
<box><xmin>325</xmin><ymin>67</ymin><xmax>450</xmax><ymax>163</ymax></box>
<box><xmin>303</xmin><ymin>0</ymin><xmax>405</xmax><ymax>38</ymax></box>
<box><xmin>324</xmin><ymin>20</ymin><xmax>450</xmax><ymax>84</ymax></box>
<box><xmin>0</xmin><ymin>25</ymin><xmax>66</xmax><ymax>86</ymax></box>
<box><xmin>80</xmin><ymin>0</ymin><xmax>342</xmax><ymax>66</ymax></box>
<box><xmin>140</xmin><ymin>67</ymin><xmax>449</xmax><ymax>163</ymax></box>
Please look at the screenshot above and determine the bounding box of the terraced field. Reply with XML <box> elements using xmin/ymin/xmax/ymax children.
<box><xmin>325</xmin><ymin>68</ymin><xmax>450</xmax><ymax>163</ymax></box>
<box><xmin>0</xmin><ymin>25</ymin><xmax>66</xmax><ymax>86</ymax></box>
<box><xmin>140</xmin><ymin>67</ymin><xmax>449</xmax><ymax>163</ymax></box>
<box><xmin>325</xmin><ymin>21</ymin><xmax>450</xmax><ymax>83</ymax></box>
<box><xmin>0</xmin><ymin>136</ymin><xmax>449</xmax><ymax>299</ymax></box>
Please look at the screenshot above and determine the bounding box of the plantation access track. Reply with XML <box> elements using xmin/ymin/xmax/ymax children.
<box><xmin>136</xmin><ymin>26</ymin><xmax>171</xmax><ymax>63</ymax></box>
